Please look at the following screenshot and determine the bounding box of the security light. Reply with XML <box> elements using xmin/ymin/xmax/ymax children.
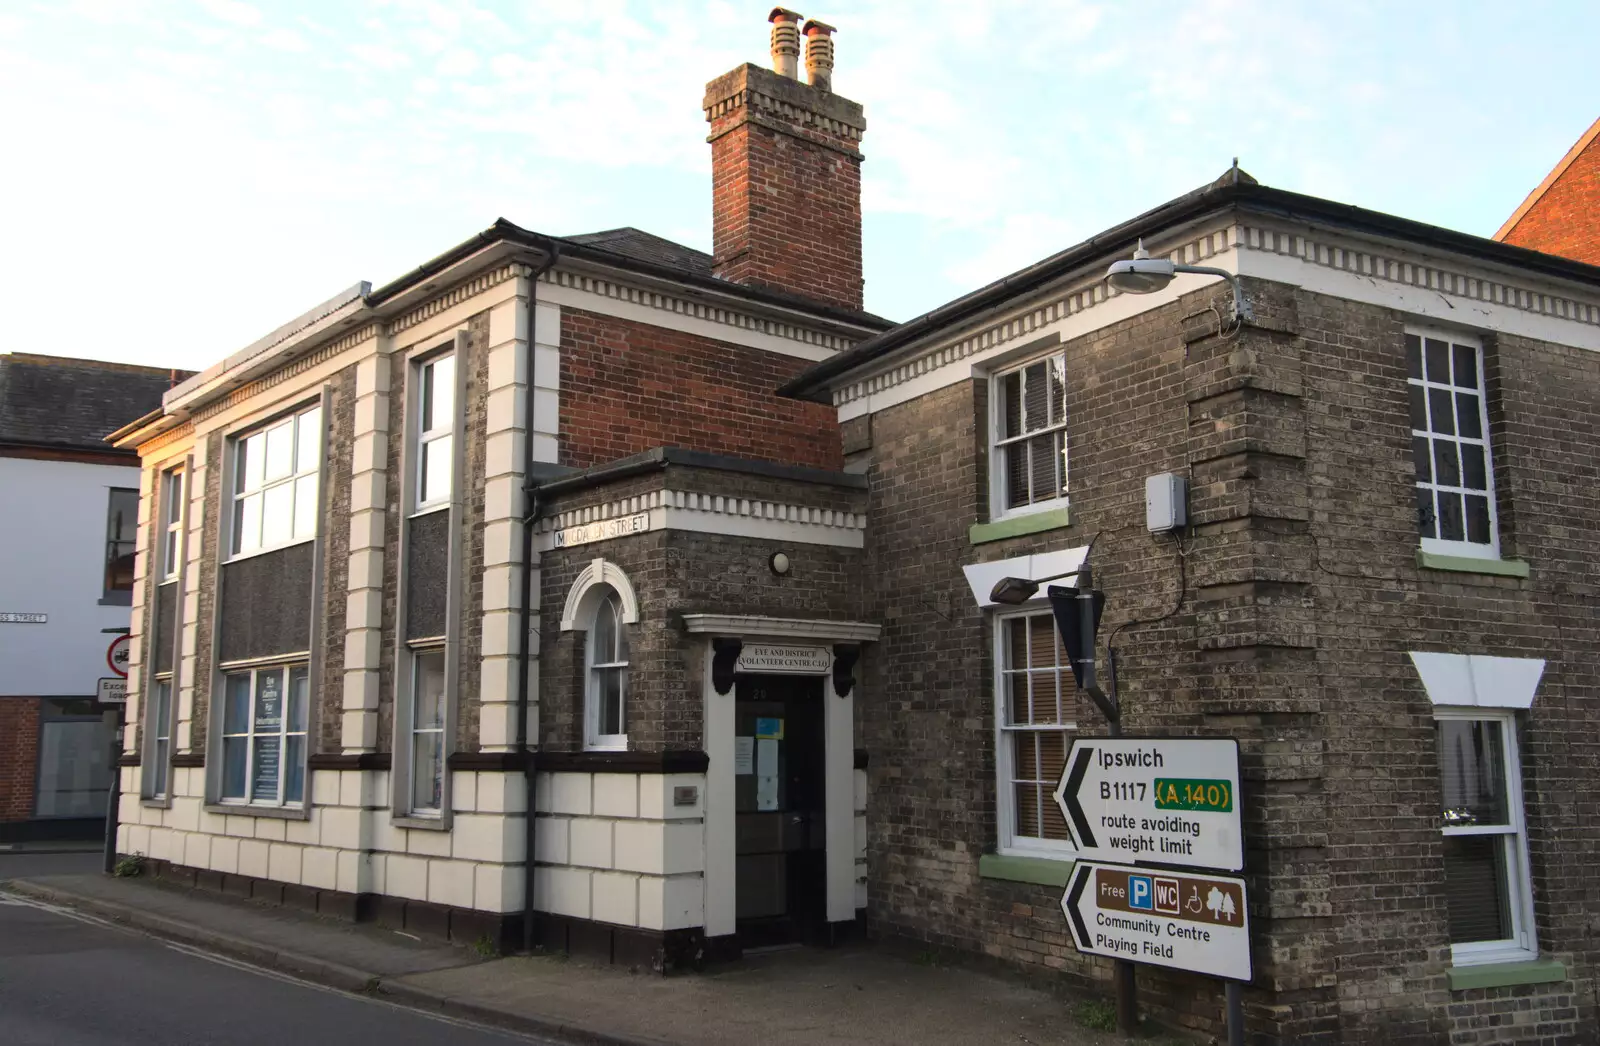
<box><xmin>1105</xmin><ymin>240</ymin><xmax>1253</xmax><ymax>323</ymax></box>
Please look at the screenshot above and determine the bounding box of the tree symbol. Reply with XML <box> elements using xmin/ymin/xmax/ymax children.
<box><xmin>1205</xmin><ymin>887</ymin><xmax>1237</xmax><ymax>922</ymax></box>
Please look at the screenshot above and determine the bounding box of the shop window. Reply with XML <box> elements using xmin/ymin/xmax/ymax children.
<box><xmin>1408</xmin><ymin>329</ymin><xmax>1499</xmax><ymax>558</ymax></box>
<box><xmin>994</xmin><ymin>611</ymin><xmax>1075</xmax><ymax>856</ymax></box>
<box><xmin>1435</xmin><ymin>708</ymin><xmax>1537</xmax><ymax>965</ymax></box>
<box><xmin>586</xmin><ymin>587</ymin><xmax>630</xmax><ymax>751</ymax></box>
<box><xmin>989</xmin><ymin>350</ymin><xmax>1068</xmax><ymax>519</ymax></box>
<box><xmin>102</xmin><ymin>488</ymin><xmax>139</xmax><ymax>604</ymax></box>
<box><xmin>218</xmin><ymin>664</ymin><xmax>308</xmax><ymax>807</ymax></box>
<box><xmin>35</xmin><ymin>699</ymin><xmax>115</xmax><ymax>818</ymax></box>
<box><xmin>232</xmin><ymin>404</ymin><xmax>322</xmax><ymax>557</ymax></box>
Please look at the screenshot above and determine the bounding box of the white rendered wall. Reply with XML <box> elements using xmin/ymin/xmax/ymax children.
<box><xmin>533</xmin><ymin>771</ymin><xmax>707</xmax><ymax>931</ymax></box>
<box><xmin>0</xmin><ymin>456</ymin><xmax>141</xmax><ymax>696</ymax></box>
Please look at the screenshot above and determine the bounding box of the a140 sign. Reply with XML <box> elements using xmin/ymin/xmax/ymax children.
<box><xmin>1053</xmin><ymin>737</ymin><xmax>1243</xmax><ymax>872</ymax></box>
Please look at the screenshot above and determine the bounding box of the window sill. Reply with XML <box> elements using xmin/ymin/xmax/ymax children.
<box><xmin>978</xmin><ymin>853</ymin><xmax>1075</xmax><ymax>887</ymax></box>
<box><xmin>225</xmin><ymin>536</ymin><xmax>316</xmax><ymax>566</ymax></box>
<box><xmin>204</xmin><ymin>803</ymin><xmax>310</xmax><ymax>821</ymax></box>
<box><xmin>970</xmin><ymin>507</ymin><xmax>1072</xmax><ymax>545</ymax></box>
<box><xmin>393</xmin><ymin>813</ymin><xmax>451</xmax><ymax>832</ymax></box>
<box><xmin>1447</xmin><ymin>958</ymin><xmax>1566</xmax><ymax>992</ymax></box>
<box><xmin>140</xmin><ymin>796</ymin><xmax>173</xmax><ymax>810</ymax></box>
<box><xmin>1417</xmin><ymin>550</ymin><xmax>1530</xmax><ymax>578</ymax></box>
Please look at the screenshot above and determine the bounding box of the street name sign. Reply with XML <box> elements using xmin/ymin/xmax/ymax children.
<box><xmin>1062</xmin><ymin>861</ymin><xmax>1252</xmax><ymax>981</ymax></box>
<box><xmin>1053</xmin><ymin>738</ymin><xmax>1242</xmax><ymax>872</ymax></box>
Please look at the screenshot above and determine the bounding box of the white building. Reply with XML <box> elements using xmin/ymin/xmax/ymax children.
<box><xmin>0</xmin><ymin>353</ymin><xmax>180</xmax><ymax>841</ymax></box>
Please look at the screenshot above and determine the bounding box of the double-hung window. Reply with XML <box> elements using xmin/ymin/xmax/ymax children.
<box><xmin>160</xmin><ymin>468</ymin><xmax>184</xmax><ymax>580</ymax></box>
<box><xmin>994</xmin><ymin>611</ymin><xmax>1075</xmax><ymax>855</ymax></box>
<box><xmin>991</xmin><ymin>351</ymin><xmax>1068</xmax><ymax>517</ymax></box>
<box><xmin>407</xmin><ymin>648</ymin><xmax>447</xmax><ymax>815</ymax></box>
<box><xmin>1408</xmin><ymin>330</ymin><xmax>1497</xmax><ymax>557</ymax></box>
<box><xmin>1435</xmin><ymin>708</ymin><xmax>1536</xmax><ymax>964</ymax></box>
<box><xmin>145</xmin><ymin>679</ymin><xmax>173</xmax><ymax>799</ymax></box>
<box><xmin>219</xmin><ymin>665</ymin><xmax>308</xmax><ymax>807</ymax></box>
<box><xmin>233</xmin><ymin>405</ymin><xmax>322</xmax><ymax>556</ymax></box>
<box><xmin>102</xmin><ymin>488</ymin><xmax>139</xmax><ymax>603</ymax></box>
<box><xmin>415</xmin><ymin>352</ymin><xmax>455</xmax><ymax>510</ymax></box>
<box><xmin>585</xmin><ymin>587</ymin><xmax>629</xmax><ymax>751</ymax></box>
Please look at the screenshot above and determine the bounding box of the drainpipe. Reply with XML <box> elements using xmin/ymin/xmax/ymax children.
<box><xmin>519</xmin><ymin>242</ymin><xmax>560</xmax><ymax>953</ymax></box>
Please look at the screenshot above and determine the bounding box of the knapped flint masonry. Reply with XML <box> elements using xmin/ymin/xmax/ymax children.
<box><xmin>107</xmin><ymin>12</ymin><xmax>1600</xmax><ymax>1046</ymax></box>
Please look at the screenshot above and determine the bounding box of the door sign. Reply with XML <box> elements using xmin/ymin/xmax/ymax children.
<box><xmin>1062</xmin><ymin>861</ymin><xmax>1252</xmax><ymax>981</ymax></box>
<box><xmin>1053</xmin><ymin>738</ymin><xmax>1243</xmax><ymax>872</ymax></box>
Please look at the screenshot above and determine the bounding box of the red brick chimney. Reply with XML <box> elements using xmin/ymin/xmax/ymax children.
<box><xmin>703</xmin><ymin>10</ymin><xmax>866</xmax><ymax>312</ymax></box>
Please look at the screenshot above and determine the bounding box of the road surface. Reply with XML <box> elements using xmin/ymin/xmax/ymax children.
<box><xmin>0</xmin><ymin>877</ymin><xmax>562</xmax><ymax>1046</ymax></box>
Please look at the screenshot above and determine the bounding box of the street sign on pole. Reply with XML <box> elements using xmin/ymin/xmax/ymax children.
<box><xmin>107</xmin><ymin>634</ymin><xmax>131</xmax><ymax>678</ymax></box>
<box><xmin>1053</xmin><ymin>737</ymin><xmax>1243</xmax><ymax>872</ymax></box>
<box><xmin>1062</xmin><ymin>861</ymin><xmax>1252</xmax><ymax>982</ymax></box>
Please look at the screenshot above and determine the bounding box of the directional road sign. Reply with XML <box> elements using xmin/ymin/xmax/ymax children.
<box><xmin>1053</xmin><ymin>737</ymin><xmax>1242</xmax><ymax>872</ymax></box>
<box><xmin>1062</xmin><ymin>861</ymin><xmax>1252</xmax><ymax>981</ymax></box>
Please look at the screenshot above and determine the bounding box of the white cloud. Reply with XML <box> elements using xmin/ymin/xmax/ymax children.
<box><xmin>196</xmin><ymin>0</ymin><xmax>262</xmax><ymax>28</ymax></box>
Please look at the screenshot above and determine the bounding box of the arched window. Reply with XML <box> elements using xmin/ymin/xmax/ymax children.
<box><xmin>586</xmin><ymin>586</ymin><xmax>629</xmax><ymax>750</ymax></box>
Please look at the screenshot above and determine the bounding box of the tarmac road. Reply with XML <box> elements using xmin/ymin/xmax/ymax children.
<box><xmin>0</xmin><ymin>886</ymin><xmax>566</xmax><ymax>1046</ymax></box>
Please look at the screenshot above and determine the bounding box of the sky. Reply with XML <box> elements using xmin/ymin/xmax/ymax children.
<box><xmin>3</xmin><ymin>0</ymin><xmax>1598</xmax><ymax>373</ymax></box>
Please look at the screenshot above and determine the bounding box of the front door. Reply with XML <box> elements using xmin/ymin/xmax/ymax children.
<box><xmin>733</xmin><ymin>674</ymin><xmax>827</xmax><ymax>946</ymax></box>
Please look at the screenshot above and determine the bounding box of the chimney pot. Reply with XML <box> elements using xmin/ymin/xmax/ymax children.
<box><xmin>769</xmin><ymin>8</ymin><xmax>802</xmax><ymax>80</ymax></box>
<box><xmin>803</xmin><ymin>19</ymin><xmax>836</xmax><ymax>92</ymax></box>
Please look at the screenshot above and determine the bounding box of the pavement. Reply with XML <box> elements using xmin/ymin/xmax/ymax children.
<box><xmin>0</xmin><ymin>867</ymin><xmax>1181</xmax><ymax>1046</ymax></box>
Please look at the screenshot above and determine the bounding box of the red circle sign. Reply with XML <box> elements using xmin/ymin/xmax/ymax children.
<box><xmin>107</xmin><ymin>634</ymin><xmax>131</xmax><ymax>678</ymax></box>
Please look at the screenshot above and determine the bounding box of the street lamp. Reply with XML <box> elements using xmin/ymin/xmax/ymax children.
<box><xmin>1105</xmin><ymin>240</ymin><xmax>1252</xmax><ymax>324</ymax></box>
<box><xmin>988</xmin><ymin>569</ymin><xmax>1081</xmax><ymax>606</ymax></box>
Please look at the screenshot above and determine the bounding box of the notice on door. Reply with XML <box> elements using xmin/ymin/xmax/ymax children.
<box><xmin>755</xmin><ymin>738</ymin><xmax>779</xmax><ymax>811</ymax></box>
<box><xmin>735</xmin><ymin>737</ymin><xmax>755</xmax><ymax>775</ymax></box>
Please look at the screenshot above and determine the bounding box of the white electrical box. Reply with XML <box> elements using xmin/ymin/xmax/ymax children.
<box><xmin>1146</xmin><ymin>473</ymin><xmax>1187</xmax><ymax>533</ymax></box>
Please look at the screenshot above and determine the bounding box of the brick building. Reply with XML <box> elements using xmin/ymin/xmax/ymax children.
<box><xmin>110</xmin><ymin>13</ymin><xmax>1600</xmax><ymax>1046</ymax></box>
<box><xmin>1</xmin><ymin>353</ymin><xmax>180</xmax><ymax>842</ymax></box>
<box><xmin>781</xmin><ymin>167</ymin><xmax>1600</xmax><ymax>1043</ymax></box>
<box><xmin>1496</xmin><ymin>116</ymin><xmax>1600</xmax><ymax>265</ymax></box>
<box><xmin>111</xmin><ymin>11</ymin><xmax>884</xmax><ymax>966</ymax></box>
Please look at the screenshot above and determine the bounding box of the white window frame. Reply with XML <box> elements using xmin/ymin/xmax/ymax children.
<box><xmin>144</xmin><ymin>677</ymin><xmax>173</xmax><ymax>799</ymax></box>
<box><xmin>160</xmin><ymin>467</ymin><xmax>185</xmax><ymax>581</ymax></box>
<box><xmin>988</xmin><ymin>349</ymin><xmax>1069</xmax><ymax>521</ymax></box>
<box><xmin>1408</xmin><ymin>327</ymin><xmax>1500</xmax><ymax>559</ymax></box>
<box><xmin>230</xmin><ymin>404</ymin><xmax>323</xmax><ymax>558</ymax></box>
<box><xmin>217</xmin><ymin>663</ymin><xmax>309</xmax><ymax>808</ymax></box>
<box><xmin>412</xmin><ymin>349</ymin><xmax>457</xmax><ymax>513</ymax></box>
<box><xmin>404</xmin><ymin>645</ymin><xmax>448</xmax><ymax>817</ymax></box>
<box><xmin>1434</xmin><ymin>706</ymin><xmax>1537</xmax><ymax>966</ymax></box>
<box><xmin>585</xmin><ymin>587</ymin><xmax>630</xmax><ymax>752</ymax></box>
<box><xmin>993</xmin><ymin>608</ymin><xmax>1077</xmax><ymax>858</ymax></box>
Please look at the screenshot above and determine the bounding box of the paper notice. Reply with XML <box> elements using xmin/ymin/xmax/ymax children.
<box><xmin>735</xmin><ymin>737</ymin><xmax>755</xmax><ymax>775</ymax></box>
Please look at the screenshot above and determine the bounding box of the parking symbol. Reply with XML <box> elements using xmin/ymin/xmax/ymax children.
<box><xmin>1128</xmin><ymin>875</ymin><xmax>1153</xmax><ymax>911</ymax></box>
<box><xmin>1154</xmin><ymin>877</ymin><xmax>1180</xmax><ymax>914</ymax></box>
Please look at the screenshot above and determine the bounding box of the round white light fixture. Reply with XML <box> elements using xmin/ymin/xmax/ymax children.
<box><xmin>769</xmin><ymin>552</ymin><xmax>792</xmax><ymax>576</ymax></box>
<box><xmin>1104</xmin><ymin>239</ymin><xmax>1252</xmax><ymax>322</ymax></box>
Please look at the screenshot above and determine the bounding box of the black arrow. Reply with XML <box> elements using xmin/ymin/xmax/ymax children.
<box><xmin>1064</xmin><ymin>862</ymin><xmax>1092</xmax><ymax>949</ymax></box>
<box><xmin>1064</xmin><ymin>743</ymin><xmax>1096</xmax><ymax>848</ymax></box>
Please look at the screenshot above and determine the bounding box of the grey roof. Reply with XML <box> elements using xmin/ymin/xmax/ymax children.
<box><xmin>563</xmin><ymin>227</ymin><xmax>716</xmax><ymax>278</ymax></box>
<box><xmin>0</xmin><ymin>353</ymin><xmax>188</xmax><ymax>452</ymax></box>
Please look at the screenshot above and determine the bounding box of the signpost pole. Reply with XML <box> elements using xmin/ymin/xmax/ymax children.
<box><xmin>1073</xmin><ymin>565</ymin><xmax>1138</xmax><ymax>1036</ymax></box>
<box><xmin>1226</xmin><ymin>980</ymin><xmax>1245</xmax><ymax>1046</ymax></box>
<box><xmin>101</xmin><ymin>628</ymin><xmax>131</xmax><ymax>875</ymax></box>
